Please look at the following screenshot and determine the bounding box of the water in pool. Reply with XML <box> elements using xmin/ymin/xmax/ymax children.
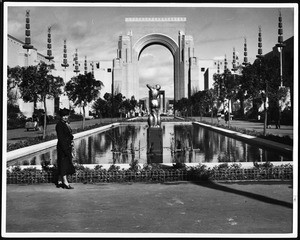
<box><xmin>9</xmin><ymin>122</ymin><xmax>291</xmax><ymax>166</ymax></box>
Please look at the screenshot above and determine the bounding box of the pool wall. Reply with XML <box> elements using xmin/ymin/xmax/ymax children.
<box><xmin>6</xmin><ymin>123</ymin><xmax>120</xmax><ymax>162</ymax></box>
<box><xmin>192</xmin><ymin>122</ymin><xmax>293</xmax><ymax>157</ymax></box>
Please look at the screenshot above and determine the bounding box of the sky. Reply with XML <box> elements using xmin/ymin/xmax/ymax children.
<box><xmin>4</xmin><ymin>2</ymin><xmax>297</xmax><ymax>98</ymax></box>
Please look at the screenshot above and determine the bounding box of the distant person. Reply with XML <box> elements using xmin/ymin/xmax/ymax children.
<box><xmin>274</xmin><ymin>104</ymin><xmax>281</xmax><ymax>129</ymax></box>
<box><xmin>55</xmin><ymin>109</ymin><xmax>75</xmax><ymax>189</ymax></box>
<box><xmin>217</xmin><ymin>112</ymin><xmax>221</xmax><ymax>124</ymax></box>
<box><xmin>224</xmin><ymin>111</ymin><xmax>229</xmax><ymax>124</ymax></box>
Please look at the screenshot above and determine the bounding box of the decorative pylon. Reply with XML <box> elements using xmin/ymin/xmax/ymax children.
<box><xmin>232</xmin><ymin>47</ymin><xmax>237</xmax><ymax>71</ymax></box>
<box><xmin>243</xmin><ymin>37</ymin><xmax>249</xmax><ymax>66</ymax></box>
<box><xmin>275</xmin><ymin>10</ymin><xmax>285</xmax><ymax>87</ymax></box>
<box><xmin>256</xmin><ymin>26</ymin><xmax>263</xmax><ymax>59</ymax></box>
<box><xmin>45</xmin><ymin>26</ymin><xmax>54</xmax><ymax>62</ymax></box>
<box><xmin>90</xmin><ymin>61</ymin><xmax>94</xmax><ymax>76</ymax></box>
<box><xmin>84</xmin><ymin>56</ymin><xmax>87</xmax><ymax>74</ymax></box>
<box><xmin>224</xmin><ymin>54</ymin><xmax>228</xmax><ymax>71</ymax></box>
<box><xmin>276</xmin><ymin>10</ymin><xmax>285</xmax><ymax>47</ymax></box>
<box><xmin>73</xmin><ymin>49</ymin><xmax>80</xmax><ymax>74</ymax></box>
<box><xmin>23</xmin><ymin>10</ymin><xmax>33</xmax><ymax>50</ymax></box>
<box><xmin>61</xmin><ymin>39</ymin><xmax>69</xmax><ymax>68</ymax></box>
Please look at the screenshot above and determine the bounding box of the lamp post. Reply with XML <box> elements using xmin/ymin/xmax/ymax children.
<box><xmin>275</xmin><ymin>10</ymin><xmax>286</xmax><ymax>129</ymax></box>
<box><xmin>256</xmin><ymin>26</ymin><xmax>267</xmax><ymax>136</ymax></box>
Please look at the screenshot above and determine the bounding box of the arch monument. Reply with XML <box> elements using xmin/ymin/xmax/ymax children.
<box><xmin>112</xmin><ymin>17</ymin><xmax>200</xmax><ymax>101</ymax></box>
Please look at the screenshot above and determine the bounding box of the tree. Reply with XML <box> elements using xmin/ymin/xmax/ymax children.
<box><xmin>18</xmin><ymin>63</ymin><xmax>64</xmax><ymax>139</ymax></box>
<box><xmin>92</xmin><ymin>97</ymin><xmax>110</xmax><ymax>118</ymax></box>
<box><xmin>175</xmin><ymin>98</ymin><xmax>191</xmax><ymax>117</ymax></box>
<box><xmin>213</xmin><ymin>69</ymin><xmax>240</xmax><ymax>126</ymax></box>
<box><xmin>65</xmin><ymin>72</ymin><xmax>103</xmax><ymax>129</ymax></box>
<box><xmin>7</xmin><ymin>66</ymin><xmax>22</xmax><ymax>105</ymax></box>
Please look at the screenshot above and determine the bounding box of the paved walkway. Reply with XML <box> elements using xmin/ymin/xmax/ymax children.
<box><xmin>4</xmin><ymin>181</ymin><xmax>294</xmax><ymax>237</ymax></box>
<box><xmin>6</xmin><ymin>118</ymin><xmax>122</xmax><ymax>145</ymax></box>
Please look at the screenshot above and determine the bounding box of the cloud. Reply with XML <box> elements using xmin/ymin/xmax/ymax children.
<box><xmin>69</xmin><ymin>20</ymin><xmax>90</xmax><ymax>40</ymax></box>
<box><xmin>196</xmin><ymin>35</ymin><xmax>244</xmax><ymax>45</ymax></box>
<box><xmin>7</xmin><ymin>20</ymin><xmax>23</xmax><ymax>36</ymax></box>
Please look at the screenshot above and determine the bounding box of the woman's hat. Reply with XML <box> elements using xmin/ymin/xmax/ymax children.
<box><xmin>59</xmin><ymin>108</ymin><xmax>70</xmax><ymax>117</ymax></box>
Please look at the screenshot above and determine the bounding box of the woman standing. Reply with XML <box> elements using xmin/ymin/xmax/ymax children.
<box><xmin>55</xmin><ymin>109</ymin><xmax>75</xmax><ymax>189</ymax></box>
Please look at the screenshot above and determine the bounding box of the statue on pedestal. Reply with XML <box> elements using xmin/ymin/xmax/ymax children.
<box><xmin>146</xmin><ymin>84</ymin><xmax>161</xmax><ymax>127</ymax></box>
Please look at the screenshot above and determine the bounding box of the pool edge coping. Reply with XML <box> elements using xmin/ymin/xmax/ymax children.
<box><xmin>6</xmin><ymin>123</ymin><xmax>120</xmax><ymax>162</ymax></box>
<box><xmin>192</xmin><ymin>121</ymin><xmax>293</xmax><ymax>156</ymax></box>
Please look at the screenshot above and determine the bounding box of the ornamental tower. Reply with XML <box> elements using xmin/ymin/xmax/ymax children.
<box><xmin>243</xmin><ymin>37</ymin><xmax>249</xmax><ymax>66</ymax></box>
<box><xmin>23</xmin><ymin>10</ymin><xmax>33</xmax><ymax>50</ymax></box>
<box><xmin>224</xmin><ymin>54</ymin><xmax>228</xmax><ymax>71</ymax></box>
<box><xmin>232</xmin><ymin>47</ymin><xmax>237</xmax><ymax>71</ymax></box>
<box><xmin>84</xmin><ymin>56</ymin><xmax>87</xmax><ymax>74</ymax></box>
<box><xmin>73</xmin><ymin>49</ymin><xmax>80</xmax><ymax>74</ymax></box>
<box><xmin>276</xmin><ymin>10</ymin><xmax>285</xmax><ymax>87</ymax></box>
<box><xmin>256</xmin><ymin>26</ymin><xmax>263</xmax><ymax>59</ymax></box>
<box><xmin>45</xmin><ymin>26</ymin><xmax>54</xmax><ymax>62</ymax></box>
<box><xmin>61</xmin><ymin>39</ymin><xmax>69</xmax><ymax>69</ymax></box>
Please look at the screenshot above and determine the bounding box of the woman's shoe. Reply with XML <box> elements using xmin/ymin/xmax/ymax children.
<box><xmin>62</xmin><ymin>184</ymin><xmax>74</xmax><ymax>189</ymax></box>
<box><xmin>56</xmin><ymin>183</ymin><xmax>63</xmax><ymax>188</ymax></box>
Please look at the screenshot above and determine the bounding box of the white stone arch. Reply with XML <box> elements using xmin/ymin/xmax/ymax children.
<box><xmin>113</xmin><ymin>18</ymin><xmax>198</xmax><ymax>101</ymax></box>
<box><xmin>133</xmin><ymin>33</ymin><xmax>178</xmax><ymax>59</ymax></box>
<box><xmin>131</xmin><ymin>33</ymin><xmax>182</xmax><ymax>101</ymax></box>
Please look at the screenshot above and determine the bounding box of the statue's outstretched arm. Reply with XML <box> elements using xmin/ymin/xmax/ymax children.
<box><xmin>146</xmin><ymin>84</ymin><xmax>153</xmax><ymax>90</ymax></box>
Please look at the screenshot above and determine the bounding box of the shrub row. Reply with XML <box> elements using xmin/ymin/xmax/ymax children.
<box><xmin>6</xmin><ymin>162</ymin><xmax>293</xmax><ymax>184</ymax></box>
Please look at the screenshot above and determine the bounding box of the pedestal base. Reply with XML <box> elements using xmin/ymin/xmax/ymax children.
<box><xmin>147</xmin><ymin>127</ymin><xmax>163</xmax><ymax>163</ymax></box>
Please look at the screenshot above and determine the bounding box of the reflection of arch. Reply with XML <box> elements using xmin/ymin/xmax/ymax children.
<box><xmin>134</xmin><ymin>33</ymin><xmax>178</xmax><ymax>60</ymax></box>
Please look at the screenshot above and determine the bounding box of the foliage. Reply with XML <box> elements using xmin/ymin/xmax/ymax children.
<box><xmin>65</xmin><ymin>72</ymin><xmax>103</xmax><ymax>129</ymax></box>
<box><xmin>17</xmin><ymin>63</ymin><xmax>65</xmax><ymax>139</ymax></box>
<box><xmin>7</xmin><ymin>103</ymin><xmax>27</xmax><ymax>129</ymax></box>
<box><xmin>7</xmin><ymin>66</ymin><xmax>22</xmax><ymax>105</ymax></box>
<box><xmin>6</xmin><ymin>162</ymin><xmax>293</xmax><ymax>184</ymax></box>
<box><xmin>92</xmin><ymin>92</ymin><xmax>137</xmax><ymax>118</ymax></box>
<box><xmin>175</xmin><ymin>98</ymin><xmax>191</xmax><ymax>117</ymax></box>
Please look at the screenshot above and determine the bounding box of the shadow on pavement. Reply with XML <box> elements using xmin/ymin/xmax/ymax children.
<box><xmin>190</xmin><ymin>180</ymin><xmax>293</xmax><ymax>209</ymax></box>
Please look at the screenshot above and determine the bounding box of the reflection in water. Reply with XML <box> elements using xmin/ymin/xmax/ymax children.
<box><xmin>8</xmin><ymin>122</ymin><xmax>292</xmax><ymax>166</ymax></box>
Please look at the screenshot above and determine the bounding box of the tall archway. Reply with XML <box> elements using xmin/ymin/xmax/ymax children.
<box><xmin>112</xmin><ymin>17</ymin><xmax>199</xmax><ymax>101</ymax></box>
<box><xmin>134</xmin><ymin>33</ymin><xmax>179</xmax><ymax>101</ymax></box>
<box><xmin>138</xmin><ymin>44</ymin><xmax>173</xmax><ymax>98</ymax></box>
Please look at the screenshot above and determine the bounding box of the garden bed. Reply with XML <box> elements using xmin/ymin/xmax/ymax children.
<box><xmin>6</xmin><ymin>162</ymin><xmax>293</xmax><ymax>184</ymax></box>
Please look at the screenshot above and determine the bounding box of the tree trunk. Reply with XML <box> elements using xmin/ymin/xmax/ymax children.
<box><xmin>210</xmin><ymin>102</ymin><xmax>213</xmax><ymax>124</ymax></box>
<box><xmin>239</xmin><ymin>95</ymin><xmax>245</xmax><ymax>118</ymax></box>
<box><xmin>82</xmin><ymin>103</ymin><xmax>86</xmax><ymax>129</ymax></box>
<box><xmin>43</xmin><ymin>97</ymin><xmax>47</xmax><ymax>140</ymax></box>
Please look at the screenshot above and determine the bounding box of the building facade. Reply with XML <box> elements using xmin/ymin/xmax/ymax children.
<box><xmin>112</xmin><ymin>17</ymin><xmax>200</xmax><ymax>101</ymax></box>
<box><xmin>7</xmin><ymin>34</ymin><xmax>55</xmax><ymax>117</ymax></box>
<box><xmin>7</xmin><ymin>34</ymin><xmax>113</xmax><ymax>118</ymax></box>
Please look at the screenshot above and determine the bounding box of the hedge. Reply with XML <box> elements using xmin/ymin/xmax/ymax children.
<box><xmin>6</xmin><ymin>162</ymin><xmax>293</xmax><ymax>184</ymax></box>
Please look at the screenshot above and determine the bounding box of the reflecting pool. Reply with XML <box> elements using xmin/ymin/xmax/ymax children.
<box><xmin>8</xmin><ymin>122</ymin><xmax>292</xmax><ymax>166</ymax></box>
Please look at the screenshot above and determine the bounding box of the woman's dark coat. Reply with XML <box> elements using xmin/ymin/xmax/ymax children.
<box><xmin>56</xmin><ymin>119</ymin><xmax>75</xmax><ymax>176</ymax></box>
